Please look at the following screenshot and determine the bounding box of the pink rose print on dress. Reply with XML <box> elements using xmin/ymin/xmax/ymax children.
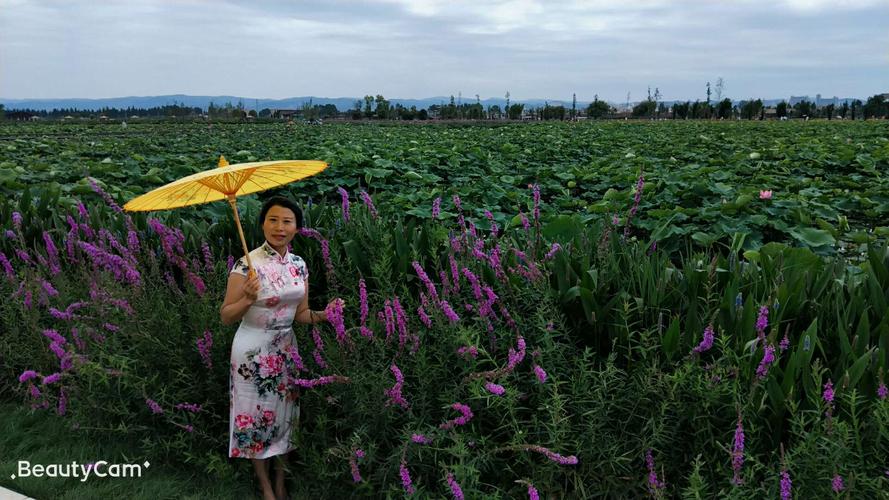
<box><xmin>258</xmin><ymin>354</ymin><xmax>284</xmax><ymax>378</ymax></box>
<box><xmin>235</xmin><ymin>414</ymin><xmax>254</xmax><ymax>430</ymax></box>
<box><xmin>262</xmin><ymin>409</ymin><xmax>276</xmax><ymax>424</ymax></box>
<box><xmin>265</xmin><ymin>296</ymin><xmax>281</xmax><ymax>307</ymax></box>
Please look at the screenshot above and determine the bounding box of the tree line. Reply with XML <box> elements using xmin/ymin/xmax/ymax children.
<box><xmin>2</xmin><ymin>91</ymin><xmax>887</xmax><ymax>122</ymax></box>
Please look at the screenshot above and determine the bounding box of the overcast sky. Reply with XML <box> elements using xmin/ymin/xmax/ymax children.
<box><xmin>1</xmin><ymin>0</ymin><xmax>886</xmax><ymax>102</ymax></box>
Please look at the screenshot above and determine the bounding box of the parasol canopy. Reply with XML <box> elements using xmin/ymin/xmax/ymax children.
<box><xmin>123</xmin><ymin>156</ymin><xmax>327</xmax><ymax>276</ymax></box>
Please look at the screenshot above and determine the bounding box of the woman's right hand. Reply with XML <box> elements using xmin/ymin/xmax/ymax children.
<box><xmin>242</xmin><ymin>272</ymin><xmax>261</xmax><ymax>303</ymax></box>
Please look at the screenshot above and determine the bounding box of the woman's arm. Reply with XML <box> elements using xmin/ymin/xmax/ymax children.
<box><xmin>220</xmin><ymin>273</ymin><xmax>257</xmax><ymax>326</ymax></box>
<box><xmin>294</xmin><ymin>279</ymin><xmax>327</xmax><ymax>325</ymax></box>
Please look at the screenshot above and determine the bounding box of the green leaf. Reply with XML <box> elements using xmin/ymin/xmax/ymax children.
<box><xmin>662</xmin><ymin>316</ymin><xmax>681</xmax><ymax>362</ymax></box>
<box><xmin>788</xmin><ymin>227</ymin><xmax>835</xmax><ymax>247</ymax></box>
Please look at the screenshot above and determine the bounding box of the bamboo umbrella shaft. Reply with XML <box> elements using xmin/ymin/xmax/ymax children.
<box><xmin>227</xmin><ymin>195</ymin><xmax>255</xmax><ymax>277</ymax></box>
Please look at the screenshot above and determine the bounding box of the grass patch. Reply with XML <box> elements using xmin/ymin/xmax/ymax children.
<box><xmin>0</xmin><ymin>402</ymin><xmax>255</xmax><ymax>499</ymax></box>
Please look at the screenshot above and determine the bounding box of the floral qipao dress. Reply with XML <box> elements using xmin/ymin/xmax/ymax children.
<box><xmin>228</xmin><ymin>240</ymin><xmax>308</xmax><ymax>459</ymax></box>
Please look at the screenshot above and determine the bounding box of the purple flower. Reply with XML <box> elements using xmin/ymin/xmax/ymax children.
<box><xmin>399</xmin><ymin>461</ymin><xmax>415</xmax><ymax>495</ymax></box>
<box><xmin>39</xmin><ymin>279</ymin><xmax>59</xmax><ymax>298</ymax></box>
<box><xmin>446</xmin><ymin>472</ymin><xmax>464</xmax><ymax>500</ymax></box>
<box><xmin>417</xmin><ymin>305</ymin><xmax>432</xmax><ymax>328</ymax></box>
<box><xmin>528</xmin><ymin>484</ymin><xmax>539</xmax><ymax>500</ymax></box>
<box><xmin>48</xmin><ymin>341</ymin><xmax>67</xmax><ymax>360</ymax></box>
<box><xmin>532</xmin><ymin>184</ymin><xmax>541</xmax><ymax>222</ymax></box>
<box><xmin>823</xmin><ymin>379</ymin><xmax>835</xmax><ymax>404</ymax></box>
<box><xmin>693</xmin><ymin>325</ymin><xmax>715</xmax><ymax>355</ymax></box>
<box><xmin>485</xmin><ymin>382</ymin><xmax>506</xmax><ymax>396</ymax></box>
<box><xmin>355</xmin><ymin>279</ymin><xmax>369</xmax><ymax>323</ymax></box>
<box><xmin>57</xmin><ymin>387</ymin><xmax>67</xmax><ymax>416</ymax></box>
<box><xmin>544</xmin><ymin>243</ymin><xmax>561</xmax><ymax>260</ymax></box>
<box><xmin>18</xmin><ymin>370</ymin><xmax>39</xmax><ymax>383</ymax></box>
<box><xmin>411</xmin><ymin>433</ymin><xmax>432</xmax><ymax>445</ymax></box>
<box><xmin>0</xmin><ymin>252</ymin><xmax>14</xmax><ymax>279</ymax></box>
<box><xmin>526</xmin><ymin>445</ymin><xmax>579</xmax><ymax>465</ymax></box>
<box><xmin>298</xmin><ymin>227</ymin><xmax>322</xmax><ymax>240</ymax></box>
<box><xmin>533</xmin><ymin>364</ymin><xmax>548</xmax><ymax>383</ymax></box>
<box><xmin>831</xmin><ymin>474</ymin><xmax>844</xmax><ymax>493</ymax></box>
<box><xmin>146</xmin><ymin>398</ymin><xmax>164</xmax><ymax>414</ymax></box>
<box><xmin>731</xmin><ymin>415</ymin><xmax>745</xmax><ymax>485</ymax></box>
<box><xmin>77</xmin><ymin>241</ymin><xmax>141</xmax><ymax>286</ymax></box>
<box><xmin>878</xmin><ymin>382</ymin><xmax>888</xmax><ymax>400</ymax></box>
<box><xmin>284</xmin><ymin>344</ymin><xmax>305</xmax><ymax>372</ymax></box>
<box><xmin>507</xmin><ymin>337</ymin><xmax>527</xmax><ymax>371</ymax></box>
<box><xmin>432</xmin><ymin>197</ymin><xmax>441</xmax><ymax>219</ymax></box>
<box><xmin>43</xmin><ymin>232</ymin><xmax>61</xmax><ymax>275</ymax></box>
<box><xmin>337</xmin><ymin>187</ymin><xmax>350</xmax><ymax>222</ymax></box>
<box><xmin>457</xmin><ymin>345</ymin><xmax>479</xmax><ymax>359</ymax></box>
<box><xmin>646</xmin><ymin>449</ymin><xmax>666</xmax><ymax>495</ymax></box>
<box><xmin>326</xmin><ymin>299</ymin><xmax>347</xmax><ymax>346</ymax></box>
<box><xmin>520</xmin><ymin>212</ymin><xmax>530</xmax><ymax>231</ymax></box>
<box><xmin>88</xmin><ymin>177</ymin><xmax>123</xmax><ymax>213</ymax></box>
<box><xmin>412</xmin><ymin>261</ymin><xmax>440</xmax><ymax>304</ymax></box>
<box><xmin>359</xmin><ymin>191</ymin><xmax>377</xmax><ymax>219</ymax></box>
<box><xmin>42</xmin><ymin>373</ymin><xmax>61</xmax><ymax>385</ymax></box>
<box><xmin>15</xmin><ymin>249</ymin><xmax>32</xmax><ymax>265</ymax></box>
<box><xmin>385</xmin><ymin>364</ymin><xmax>409</xmax><ymax>409</ymax></box>
<box><xmin>349</xmin><ymin>455</ymin><xmax>362</xmax><ymax>483</ymax></box>
<box><xmin>196</xmin><ymin>330</ymin><xmax>213</xmax><ymax>369</ymax></box>
<box><xmin>440</xmin><ymin>402</ymin><xmax>473</xmax><ymax>430</ymax></box>
<box><xmin>127</xmin><ymin>230</ymin><xmax>141</xmax><ymax>256</ymax></box>
<box><xmin>755</xmin><ymin>344</ymin><xmax>776</xmax><ymax>380</ymax></box>
<box><xmin>392</xmin><ymin>296</ymin><xmax>409</xmax><ymax>350</ymax></box>
<box><xmin>12</xmin><ymin>211</ymin><xmax>23</xmax><ymax>229</ymax></box>
<box><xmin>755</xmin><ymin>305</ymin><xmax>769</xmax><ymax>339</ymax></box>
<box><xmin>43</xmin><ymin>329</ymin><xmax>67</xmax><ymax>345</ymax></box>
<box><xmin>291</xmin><ymin>375</ymin><xmax>349</xmax><ymax>388</ymax></box>
<box><xmin>310</xmin><ymin>349</ymin><xmax>325</xmax><ymax>369</ymax></box>
<box><xmin>320</xmin><ymin>239</ymin><xmax>333</xmax><ymax>278</ymax></box>
<box><xmin>780</xmin><ymin>469</ymin><xmax>792</xmax><ymax>500</ymax></box>
<box><xmin>779</xmin><ymin>333</ymin><xmax>790</xmax><ymax>352</ymax></box>
<box><xmin>440</xmin><ymin>300</ymin><xmax>460</xmax><ymax>323</ymax></box>
<box><xmin>488</xmin><ymin>245</ymin><xmax>506</xmax><ymax>281</ymax></box>
<box><xmin>383</xmin><ymin>300</ymin><xmax>395</xmax><ymax>339</ymax></box>
<box><xmin>174</xmin><ymin>403</ymin><xmax>203</xmax><ymax>413</ymax></box>
<box><xmin>355</xmin><ymin>449</ymin><xmax>365</xmax><ymax>459</ymax></box>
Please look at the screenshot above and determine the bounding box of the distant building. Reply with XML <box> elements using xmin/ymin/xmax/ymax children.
<box><xmin>816</xmin><ymin>94</ymin><xmax>839</xmax><ymax>107</ymax></box>
<box><xmin>272</xmin><ymin>109</ymin><xmax>299</xmax><ymax>119</ymax></box>
<box><xmin>789</xmin><ymin>95</ymin><xmax>811</xmax><ymax>106</ymax></box>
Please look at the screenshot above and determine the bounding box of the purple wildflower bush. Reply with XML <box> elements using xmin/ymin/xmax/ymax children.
<box><xmin>1</xmin><ymin>179</ymin><xmax>888</xmax><ymax>498</ymax></box>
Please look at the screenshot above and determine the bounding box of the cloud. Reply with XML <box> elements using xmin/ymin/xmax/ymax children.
<box><xmin>0</xmin><ymin>0</ymin><xmax>886</xmax><ymax>100</ymax></box>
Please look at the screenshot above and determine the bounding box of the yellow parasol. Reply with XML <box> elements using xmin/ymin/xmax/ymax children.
<box><xmin>123</xmin><ymin>155</ymin><xmax>327</xmax><ymax>276</ymax></box>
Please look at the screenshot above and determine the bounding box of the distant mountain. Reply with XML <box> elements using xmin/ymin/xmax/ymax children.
<box><xmin>0</xmin><ymin>94</ymin><xmax>583</xmax><ymax>112</ymax></box>
<box><xmin>0</xmin><ymin>94</ymin><xmax>864</xmax><ymax>112</ymax></box>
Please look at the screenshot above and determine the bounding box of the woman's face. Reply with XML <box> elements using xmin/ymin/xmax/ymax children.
<box><xmin>262</xmin><ymin>205</ymin><xmax>299</xmax><ymax>248</ymax></box>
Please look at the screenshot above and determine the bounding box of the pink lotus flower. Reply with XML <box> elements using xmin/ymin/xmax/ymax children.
<box><xmin>759</xmin><ymin>190</ymin><xmax>773</xmax><ymax>200</ymax></box>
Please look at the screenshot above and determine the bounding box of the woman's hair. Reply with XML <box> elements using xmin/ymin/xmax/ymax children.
<box><xmin>258</xmin><ymin>196</ymin><xmax>303</xmax><ymax>229</ymax></box>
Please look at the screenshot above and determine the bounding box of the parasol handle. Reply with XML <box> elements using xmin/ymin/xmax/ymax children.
<box><xmin>227</xmin><ymin>195</ymin><xmax>255</xmax><ymax>278</ymax></box>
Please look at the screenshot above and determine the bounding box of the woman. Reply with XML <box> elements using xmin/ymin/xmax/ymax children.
<box><xmin>220</xmin><ymin>195</ymin><xmax>342</xmax><ymax>500</ymax></box>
